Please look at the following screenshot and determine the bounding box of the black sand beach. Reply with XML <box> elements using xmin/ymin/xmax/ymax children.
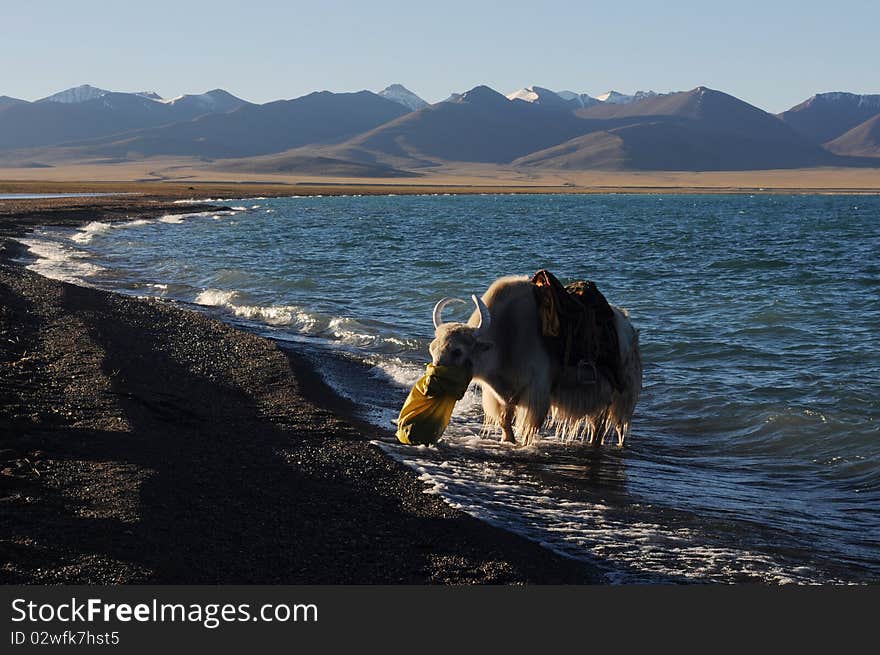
<box><xmin>0</xmin><ymin>197</ymin><xmax>599</xmax><ymax>584</ymax></box>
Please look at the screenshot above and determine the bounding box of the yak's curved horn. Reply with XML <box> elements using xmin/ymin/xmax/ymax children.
<box><xmin>472</xmin><ymin>294</ymin><xmax>492</xmax><ymax>334</ymax></box>
<box><xmin>432</xmin><ymin>297</ymin><xmax>464</xmax><ymax>329</ymax></box>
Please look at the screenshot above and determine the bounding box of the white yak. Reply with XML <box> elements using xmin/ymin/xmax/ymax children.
<box><xmin>429</xmin><ymin>275</ymin><xmax>642</xmax><ymax>446</ymax></box>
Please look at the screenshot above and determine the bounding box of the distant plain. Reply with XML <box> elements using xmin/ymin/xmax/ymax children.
<box><xmin>1</xmin><ymin>161</ymin><xmax>879</xmax><ymax>197</ymax></box>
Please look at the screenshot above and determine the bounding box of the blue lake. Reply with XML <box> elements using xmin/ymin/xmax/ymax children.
<box><xmin>19</xmin><ymin>193</ymin><xmax>880</xmax><ymax>582</ymax></box>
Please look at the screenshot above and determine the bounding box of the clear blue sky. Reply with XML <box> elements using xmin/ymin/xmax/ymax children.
<box><xmin>3</xmin><ymin>0</ymin><xmax>877</xmax><ymax>113</ymax></box>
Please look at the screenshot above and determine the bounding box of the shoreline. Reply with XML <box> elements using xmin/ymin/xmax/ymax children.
<box><xmin>0</xmin><ymin>197</ymin><xmax>600</xmax><ymax>584</ymax></box>
<box><xmin>1</xmin><ymin>176</ymin><xmax>880</xmax><ymax>199</ymax></box>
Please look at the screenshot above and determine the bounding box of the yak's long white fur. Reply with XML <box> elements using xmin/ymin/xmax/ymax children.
<box><xmin>471</xmin><ymin>278</ymin><xmax>642</xmax><ymax>446</ymax></box>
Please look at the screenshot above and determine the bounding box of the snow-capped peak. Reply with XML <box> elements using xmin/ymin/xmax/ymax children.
<box><xmin>505</xmin><ymin>86</ymin><xmax>658</xmax><ymax>107</ymax></box>
<box><xmin>556</xmin><ymin>90</ymin><xmax>600</xmax><ymax>108</ymax></box>
<box><xmin>38</xmin><ymin>85</ymin><xmax>167</xmax><ymax>104</ymax></box>
<box><xmin>378</xmin><ymin>84</ymin><xmax>428</xmax><ymax>111</ymax></box>
<box><xmin>160</xmin><ymin>94</ymin><xmax>200</xmax><ymax>106</ymax></box>
<box><xmin>596</xmin><ymin>90</ymin><xmax>658</xmax><ymax>104</ymax></box>
<box><xmin>596</xmin><ymin>90</ymin><xmax>632</xmax><ymax>104</ymax></box>
<box><xmin>632</xmin><ymin>90</ymin><xmax>659</xmax><ymax>102</ymax></box>
<box><xmin>507</xmin><ymin>86</ymin><xmax>543</xmax><ymax>103</ymax></box>
<box><xmin>506</xmin><ymin>86</ymin><xmax>592</xmax><ymax>109</ymax></box>
<box><xmin>811</xmin><ymin>92</ymin><xmax>880</xmax><ymax>109</ymax></box>
<box><xmin>159</xmin><ymin>89</ymin><xmax>245</xmax><ymax>112</ymax></box>
<box><xmin>39</xmin><ymin>84</ymin><xmax>111</xmax><ymax>104</ymax></box>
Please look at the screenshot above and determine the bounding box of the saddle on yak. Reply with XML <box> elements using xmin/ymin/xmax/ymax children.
<box><xmin>531</xmin><ymin>269</ymin><xmax>625</xmax><ymax>392</ymax></box>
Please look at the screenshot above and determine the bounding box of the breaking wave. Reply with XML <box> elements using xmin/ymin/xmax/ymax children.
<box><xmin>70</xmin><ymin>221</ymin><xmax>114</xmax><ymax>244</ymax></box>
<box><xmin>70</xmin><ymin>218</ymin><xmax>158</xmax><ymax>243</ymax></box>
<box><xmin>16</xmin><ymin>236</ymin><xmax>105</xmax><ymax>283</ymax></box>
<box><xmin>191</xmin><ymin>287</ymin><xmax>422</xmax><ymax>354</ymax></box>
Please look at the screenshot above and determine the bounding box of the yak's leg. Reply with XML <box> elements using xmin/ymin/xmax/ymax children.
<box><xmin>480</xmin><ymin>382</ymin><xmax>506</xmax><ymax>440</ymax></box>
<box><xmin>477</xmin><ymin>378</ymin><xmax>519</xmax><ymax>444</ymax></box>
<box><xmin>500</xmin><ymin>387</ymin><xmax>528</xmax><ymax>444</ymax></box>
<box><xmin>499</xmin><ymin>402</ymin><xmax>517</xmax><ymax>444</ymax></box>
<box><xmin>513</xmin><ymin>371</ymin><xmax>552</xmax><ymax>445</ymax></box>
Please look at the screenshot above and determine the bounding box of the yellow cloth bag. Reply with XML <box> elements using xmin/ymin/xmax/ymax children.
<box><xmin>396</xmin><ymin>364</ymin><xmax>472</xmax><ymax>445</ymax></box>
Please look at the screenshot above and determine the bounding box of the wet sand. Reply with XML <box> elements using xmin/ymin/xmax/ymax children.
<box><xmin>0</xmin><ymin>197</ymin><xmax>599</xmax><ymax>584</ymax></box>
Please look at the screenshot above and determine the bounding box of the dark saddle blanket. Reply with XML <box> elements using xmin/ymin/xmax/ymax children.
<box><xmin>531</xmin><ymin>269</ymin><xmax>624</xmax><ymax>391</ymax></box>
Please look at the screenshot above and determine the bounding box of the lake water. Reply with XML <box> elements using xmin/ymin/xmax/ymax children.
<box><xmin>18</xmin><ymin>194</ymin><xmax>880</xmax><ymax>583</ymax></box>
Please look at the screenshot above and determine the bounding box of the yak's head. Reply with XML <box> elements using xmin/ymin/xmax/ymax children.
<box><xmin>428</xmin><ymin>295</ymin><xmax>494</xmax><ymax>375</ymax></box>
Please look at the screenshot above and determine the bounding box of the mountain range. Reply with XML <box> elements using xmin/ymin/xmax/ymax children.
<box><xmin>1</xmin><ymin>82</ymin><xmax>878</xmax><ymax>175</ymax></box>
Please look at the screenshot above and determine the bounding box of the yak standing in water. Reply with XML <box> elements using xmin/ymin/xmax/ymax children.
<box><xmin>429</xmin><ymin>275</ymin><xmax>642</xmax><ymax>446</ymax></box>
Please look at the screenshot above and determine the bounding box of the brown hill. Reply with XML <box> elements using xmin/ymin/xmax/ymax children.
<box><xmin>511</xmin><ymin>131</ymin><xmax>627</xmax><ymax>169</ymax></box>
<box><xmin>778</xmin><ymin>92</ymin><xmax>880</xmax><ymax>144</ymax></box>
<box><xmin>3</xmin><ymin>83</ymin><xmax>875</xmax><ymax>175</ymax></box>
<box><xmin>41</xmin><ymin>91</ymin><xmax>411</xmax><ymax>160</ymax></box>
<box><xmin>327</xmin><ymin>86</ymin><xmax>597</xmax><ymax>166</ymax></box>
<box><xmin>517</xmin><ymin>87</ymin><xmax>833</xmax><ymax>170</ymax></box>
<box><xmin>0</xmin><ymin>90</ymin><xmax>251</xmax><ymax>150</ymax></box>
<box><xmin>212</xmin><ymin>152</ymin><xmax>418</xmax><ymax>178</ymax></box>
<box><xmin>825</xmin><ymin>114</ymin><xmax>880</xmax><ymax>157</ymax></box>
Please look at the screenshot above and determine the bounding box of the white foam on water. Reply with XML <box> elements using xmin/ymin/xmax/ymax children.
<box><xmin>286</xmin><ymin>309</ymin><xmax>319</xmax><ymax>332</ymax></box>
<box><xmin>327</xmin><ymin>316</ymin><xmax>378</xmax><ymax>347</ymax></box>
<box><xmin>70</xmin><ymin>221</ymin><xmax>113</xmax><ymax>244</ymax></box>
<box><xmin>194</xmin><ymin>288</ymin><xmax>238</xmax><ymax>306</ymax></box>
<box><xmin>191</xmin><ymin>287</ymin><xmax>319</xmax><ymax>330</ymax></box>
<box><xmin>172</xmin><ymin>197</ymin><xmax>244</xmax><ymax>204</ymax></box>
<box><xmin>230</xmin><ymin>303</ymin><xmax>301</xmax><ymax>326</ymax></box>
<box><xmin>69</xmin><ymin>217</ymin><xmax>157</xmax><ymax>244</ymax></box>
<box><xmin>367</xmin><ymin>356</ymin><xmax>424</xmax><ymax>388</ymax></box>
<box><xmin>190</xmin><ymin>289</ymin><xmax>384</xmax><ymax>345</ymax></box>
<box><xmin>159</xmin><ymin>210</ymin><xmax>236</xmax><ymax>225</ymax></box>
<box><xmin>16</xmin><ymin>236</ymin><xmax>105</xmax><ymax>283</ymax></box>
<box><xmin>147</xmin><ymin>283</ymin><xmax>169</xmax><ymax>297</ymax></box>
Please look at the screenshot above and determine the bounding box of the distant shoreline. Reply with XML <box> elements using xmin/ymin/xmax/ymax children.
<box><xmin>1</xmin><ymin>175</ymin><xmax>879</xmax><ymax>199</ymax></box>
